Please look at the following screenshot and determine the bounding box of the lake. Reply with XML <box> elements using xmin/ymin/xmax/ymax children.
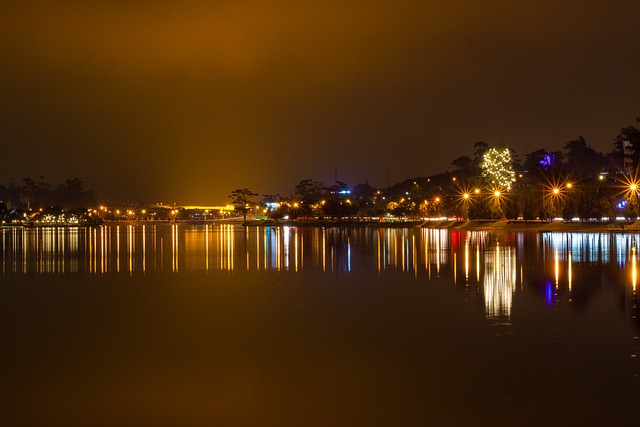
<box><xmin>2</xmin><ymin>224</ymin><xmax>639</xmax><ymax>426</ymax></box>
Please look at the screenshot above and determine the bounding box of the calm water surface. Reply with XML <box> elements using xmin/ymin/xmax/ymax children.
<box><xmin>1</xmin><ymin>224</ymin><xmax>639</xmax><ymax>426</ymax></box>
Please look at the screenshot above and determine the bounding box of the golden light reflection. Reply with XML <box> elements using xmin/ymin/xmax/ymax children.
<box><xmin>128</xmin><ymin>224</ymin><xmax>134</xmax><ymax>275</ymax></box>
<box><xmin>464</xmin><ymin>238</ymin><xmax>469</xmax><ymax>283</ymax></box>
<box><xmin>173</xmin><ymin>224</ymin><xmax>181</xmax><ymax>272</ymax></box>
<box><xmin>476</xmin><ymin>245</ymin><xmax>480</xmax><ymax>283</ymax></box>
<box><xmin>8</xmin><ymin>224</ymin><xmax>640</xmax><ymax>316</ymax></box>
<box><xmin>276</xmin><ymin>226</ymin><xmax>281</xmax><ymax>271</ymax></box>
<box><xmin>322</xmin><ymin>228</ymin><xmax>326</xmax><ymax>272</ymax></box>
<box><xmin>116</xmin><ymin>226</ymin><xmax>120</xmax><ymax>273</ymax></box>
<box><xmin>88</xmin><ymin>226</ymin><xmax>93</xmax><ymax>273</ymax></box>
<box><xmin>453</xmin><ymin>252</ymin><xmax>457</xmax><ymax>284</ymax></box>
<box><xmin>555</xmin><ymin>249</ymin><xmax>559</xmax><ymax>287</ymax></box>
<box><xmin>216</xmin><ymin>223</ymin><xmax>233</xmax><ymax>271</ymax></box>
<box><xmin>568</xmin><ymin>251</ymin><xmax>572</xmax><ymax>293</ymax></box>
<box><xmin>295</xmin><ymin>228</ymin><xmax>299</xmax><ymax>272</ymax></box>
<box><xmin>483</xmin><ymin>242</ymin><xmax>516</xmax><ymax>319</ymax></box>
<box><xmin>424</xmin><ymin>229</ymin><xmax>429</xmax><ymax>279</ymax></box>
<box><xmin>101</xmin><ymin>226</ymin><xmax>106</xmax><ymax>273</ymax></box>
<box><xmin>436</xmin><ymin>230</ymin><xmax>441</xmax><ymax>275</ymax></box>
<box><xmin>632</xmin><ymin>246</ymin><xmax>637</xmax><ymax>292</ymax></box>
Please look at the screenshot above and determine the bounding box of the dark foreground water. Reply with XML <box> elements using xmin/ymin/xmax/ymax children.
<box><xmin>1</xmin><ymin>224</ymin><xmax>639</xmax><ymax>426</ymax></box>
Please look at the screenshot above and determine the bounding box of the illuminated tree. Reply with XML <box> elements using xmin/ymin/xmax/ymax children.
<box><xmin>481</xmin><ymin>147</ymin><xmax>516</xmax><ymax>189</ymax></box>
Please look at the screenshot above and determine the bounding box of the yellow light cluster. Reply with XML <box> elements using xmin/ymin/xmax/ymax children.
<box><xmin>481</xmin><ymin>147</ymin><xmax>516</xmax><ymax>188</ymax></box>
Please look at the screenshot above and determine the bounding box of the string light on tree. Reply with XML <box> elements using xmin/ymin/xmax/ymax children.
<box><xmin>481</xmin><ymin>147</ymin><xmax>516</xmax><ymax>189</ymax></box>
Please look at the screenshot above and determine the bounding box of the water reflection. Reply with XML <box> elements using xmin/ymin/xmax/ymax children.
<box><xmin>483</xmin><ymin>242</ymin><xmax>516</xmax><ymax>319</ymax></box>
<box><xmin>1</xmin><ymin>225</ymin><xmax>461</xmax><ymax>277</ymax></box>
<box><xmin>3</xmin><ymin>225</ymin><xmax>640</xmax><ymax>322</ymax></box>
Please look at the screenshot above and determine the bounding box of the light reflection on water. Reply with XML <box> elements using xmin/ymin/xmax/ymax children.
<box><xmin>3</xmin><ymin>224</ymin><xmax>640</xmax><ymax>426</ymax></box>
<box><xmin>483</xmin><ymin>242</ymin><xmax>516</xmax><ymax>319</ymax></box>
<box><xmin>1</xmin><ymin>225</ymin><xmax>463</xmax><ymax>276</ymax></box>
<box><xmin>2</xmin><ymin>224</ymin><xmax>639</xmax><ymax>320</ymax></box>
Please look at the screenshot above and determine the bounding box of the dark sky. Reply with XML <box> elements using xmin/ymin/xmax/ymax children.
<box><xmin>2</xmin><ymin>1</ymin><xmax>639</xmax><ymax>204</ymax></box>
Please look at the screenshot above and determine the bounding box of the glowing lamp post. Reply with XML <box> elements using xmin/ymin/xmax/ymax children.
<box><xmin>431</xmin><ymin>197</ymin><xmax>441</xmax><ymax>218</ymax></box>
<box><xmin>460</xmin><ymin>192</ymin><xmax>471</xmax><ymax>220</ymax></box>
<box><xmin>489</xmin><ymin>189</ymin><xmax>504</xmax><ymax>220</ymax></box>
<box><xmin>626</xmin><ymin>182</ymin><xmax>640</xmax><ymax>220</ymax></box>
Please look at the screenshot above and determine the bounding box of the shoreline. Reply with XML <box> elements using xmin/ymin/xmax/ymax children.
<box><xmin>241</xmin><ymin>219</ymin><xmax>640</xmax><ymax>233</ymax></box>
<box><xmin>5</xmin><ymin>219</ymin><xmax>640</xmax><ymax>233</ymax></box>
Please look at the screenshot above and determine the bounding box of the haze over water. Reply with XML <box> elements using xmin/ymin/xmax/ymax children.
<box><xmin>2</xmin><ymin>224</ymin><xmax>639</xmax><ymax>426</ymax></box>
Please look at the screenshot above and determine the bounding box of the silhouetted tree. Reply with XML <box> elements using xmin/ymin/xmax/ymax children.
<box><xmin>229</xmin><ymin>188</ymin><xmax>258</xmax><ymax>224</ymax></box>
<box><xmin>451</xmin><ymin>156</ymin><xmax>474</xmax><ymax>179</ymax></box>
<box><xmin>564</xmin><ymin>136</ymin><xmax>605</xmax><ymax>178</ymax></box>
<box><xmin>615</xmin><ymin>126</ymin><xmax>640</xmax><ymax>174</ymax></box>
<box><xmin>294</xmin><ymin>179</ymin><xmax>326</xmax><ymax>203</ymax></box>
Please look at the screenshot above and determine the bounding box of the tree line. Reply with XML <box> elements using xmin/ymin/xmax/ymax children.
<box><xmin>0</xmin><ymin>177</ymin><xmax>96</xmax><ymax>220</ymax></box>
<box><xmin>231</xmin><ymin>126</ymin><xmax>640</xmax><ymax>221</ymax></box>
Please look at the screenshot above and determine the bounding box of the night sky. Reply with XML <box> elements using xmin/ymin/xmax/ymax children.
<box><xmin>2</xmin><ymin>1</ymin><xmax>639</xmax><ymax>204</ymax></box>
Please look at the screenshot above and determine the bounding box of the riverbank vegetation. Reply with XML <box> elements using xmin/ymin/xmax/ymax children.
<box><xmin>3</xmin><ymin>125</ymin><xmax>640</xmax><ymax>225</ymax></box>
<box><xmin>238</xmin><ymin>126</ymin><xmax>640</xmax><ymax>222</ymax></box>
